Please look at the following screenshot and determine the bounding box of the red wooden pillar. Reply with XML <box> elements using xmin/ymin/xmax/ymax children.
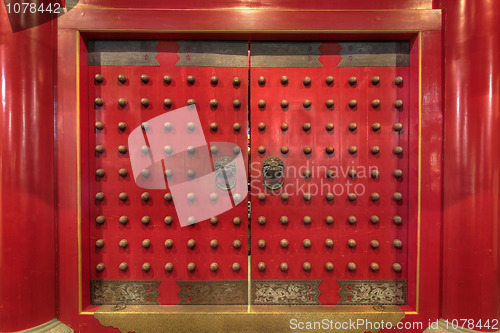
<box><xmin>440</xmin><ymin>0</ymin><xmax>500</xmax><ymax>326</ymax></box>
<box><xmin>0</xmin><ymin>6</ymin><xmax>57</xmax><ymax>332</ymax></box>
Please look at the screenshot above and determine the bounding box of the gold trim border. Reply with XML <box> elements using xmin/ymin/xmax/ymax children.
<box><xmin>78</xmin><ymin>29</ymin><xmax>421</xmax><ymax>33</ymax></box>
<box><xmin>417</xmin><ymin>30</ymin><xmax>423</xmax><ymax>315</ymax></box>
<box><xmin>94</xmin><ymin>305</ymin><xmax>405</xmax><ymax>333</ymax></box>
<box><xmin>71</xmin><ymin>7</ymin><xmax>433</xmax><ymax>12</ymax></box>
<box><xmin>76</xmin><ymin>30</ymin><xmax>423</xmax><ymax>316</ymax></box>
<box><xmin>76</xmin><ymin>30</ymin><xmax>82</xmax><ymax>314</ymax></box>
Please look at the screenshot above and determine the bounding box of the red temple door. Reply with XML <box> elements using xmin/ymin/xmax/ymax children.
<box><xmin>85</xmin><ymin>39</ymin><xmax>416</xmax><ymax>307</ymax></box>
<box><xmin>87</xmin><ymin>40</ymin><xmax>250</xmax><ymax>305</ymax></box>
<box><xmin>249</xmin><ymin>41</ymin><xmax>414</xmax><ymax>306</ymax></box>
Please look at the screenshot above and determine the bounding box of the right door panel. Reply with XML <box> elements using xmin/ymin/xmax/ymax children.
<box><xmin>249</xmin><ymin>41</ymin><xmax>412</xmax><ymax>305</ymax></box>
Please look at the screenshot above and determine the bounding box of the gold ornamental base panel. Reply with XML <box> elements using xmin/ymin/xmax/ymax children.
<box><xmin>95</xmin><ymin>305</ymin><xmax>405</xmax><ymax>333</ymax></box>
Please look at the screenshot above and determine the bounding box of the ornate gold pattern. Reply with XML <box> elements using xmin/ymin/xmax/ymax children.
<box><xmin>94</xmin><ymin>305</ymin><xmax>405</xmax><ymax>333</ymax></box>
<box><xmin>90</xmin><ymin>280</ymin><xmax>160</xmax><ymax>305</ymax></box>
<box><xmin>338</xmin><ymin>280</ymin><xmax>407</xmax><ymax>305</ymax></box>
<box><xmin>251</xmin><ymin>280</ymin><xmax>321</xmax><ymax>305</ymax></box>
<box><xmin>177</xmin><ymin>280</ymin><xmax>248</xmax><ymax>305</ymax></box>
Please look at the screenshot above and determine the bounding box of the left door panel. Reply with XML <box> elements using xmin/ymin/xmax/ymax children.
<box><xmin>86</xmin><ymin>40</ymin><xmax>249</xmax><ymax>305</ymax></box>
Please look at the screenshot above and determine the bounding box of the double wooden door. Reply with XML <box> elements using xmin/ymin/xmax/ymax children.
<box><xmin>87</xmin><ymin>40</ymin><xmax>412</xmax><ymax>306</ymax></box>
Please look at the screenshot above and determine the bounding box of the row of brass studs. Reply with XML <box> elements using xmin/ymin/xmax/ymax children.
<box><xmin>95</xmin><ymin>261</ymin><xmax>402</xmax><ymax>272</ymax></box>
<box><xmin>94</xmin><ymin>74</ymin><xmax>244</xmax><ymax>87</ymax></box>
<box><xmin>279</xmin><ymin>169</ymin><xmax>402</xmax><ymax>180</ymax></box>
<box><xmin>256</xmin><ymin>145</ymin><xmax>404</xmax><ymax>155</ymax></box>
<box><xmin>99</xmin><ymin>168</ymin><xmax>396</xmax><ymax>181</ymax></box>
<box><xmin>96</xmin><ymin>121</ymin><xmax>245</xmax><ymax>134</ymax></box>
<box><xmin>94</xmin><ymin>144</ymin><xmax>402</xmax><ymax>156</ymax></box>
<box><xmin>96</xmin><ymin>238</ymin><xmax>242</xmax><ymax>249</ymax></box>
<box><xmin>95</xmin><ymin>74</ymin><xmax>403</xmax><ymax>87</ymax></box>
<box><xmin>94</xmin><ymin>97</ymin><xmax>204</xmax><ymax>108</ymax></box>
<box><xmin>94</xmin><ymin>191</ymin><xmax>403</xmax><ymax>203</ymax></box>
<box><xmin>256</xmin><ymin>238</ymin><xmax>403</xmax><ymax>249</ymax></box>
<box><xmin>95</xmin><ymin>215</ymin><xmax>244</xmax><ymax>226</ymax></box>
<box><xmin>255</xmin><ymin>75</ymin><xmax>404</xmax><ymax>87</ymax></box>
<box><xmin>97</xmin><ymin>126</ymin><xmax>241</xmax><ymax>156</ymax></box>
<box><xmin>96</xmin><ymin>191</ymin><xmax>240</xmax><ymax>203</ymax></box>
<box><xmin>96</xmin><ymin>168</ymin><xmax>402</xmax><ymax>181</ymax></box>
<box><xmin>253</xmin><ymin>99</ymin><xmax>404</xmax><ymax>110</ymax></box>
<box><xmin>95</xmin><ymin>262</ymin><xmax>242</xmax><ymax>272</ymax></box>
<box><xmin>97</xmin><ymin>214</ymin><xmax>403</xmax><ymax>226</ymax></box>
<box><xmin>100</xmin><ymin>165</ymin><xmax>399</xmax><ymax>182</ymax></box>
<box><xmin>263</xmin><ymin>192</ymin><xmax>403</xmax><ymax>202</ymax></box>
<box><xmin>95</xmin><ymin>168</ymin><xmax>131</xmax><ymax>177</ymax></box>
<box><xmin>95</xmin><ymin>139</ymin><xmax>241</xmax><ymax>157</ymax></box>
<box><xmin>255</xmin><ymin>122</ymin><xmax>403</xmax><ymax>132</ymax></box>
<box><xmin>94</xmin><ymin>97</ymin><xmax>403</xmax><ymax>110</ymax></box>
<box><xmin>255</xmin><ymin>215</ymin><xmax>404</xmax><ymax>225</ymax></box>
<box><xmin>95</xmin><ymin>144</ymin><xmax>241</xmax><ymax>156</ymax></box>
<box><xmin>254</xmin><ymin>262</ymin><xmax>403</xmax><ymax>272</ymax></box>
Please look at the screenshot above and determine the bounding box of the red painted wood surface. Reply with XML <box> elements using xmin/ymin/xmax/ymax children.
<box><xmin>441</xmin><ymin>0</ymin><xmax>500</xmax><ymax>328</ymax></box>
<box><xmin>76</xmin><ymin>0</ymin><xmax>432</xmax><ymax>10</ymax></box>
<box><xmin>0</xmin><ymin>7</ymin><xmax>57</xmax><ymax>333</ymax></box>
<box><xmin>249</xmin><ymin>42</ymin><xmax>413</xmax><ymax>305</ymax></box>
<box><xmin>86</xmin><ymin>41</ymin><xmax>249</xmax><ymax>305</ymax></box>
<box><xmin>395</xmin><ymin>30</ymin><xmax>443</xmax><ymax>329</ymax></box>
<box><xmin>59</xmin><ymin>8</ymin><xmax>441</xmax><ymax>32</ymax></box>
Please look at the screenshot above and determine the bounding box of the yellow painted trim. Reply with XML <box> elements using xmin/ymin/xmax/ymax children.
<box><xmin>77</xmin><ymin>29</ymin><xmax>420</xmax><ymax>34</ymax></box>
<box><xmin>416</xmin><ymin>31</ymin><xmax>423</xmax><ymax>315</ymax></box>
<box><xmin>94</xmin><ymin>305</ymin><xmax>406</xmax><ymax>333</ymax></box>
<box><xmin>247</xmin><ymin>256</ymin><xmax>251</xmax><ymax>313</ymax></box>
<box><xmin>76</xmin><ymin>30</ymin><xmax>83</xmax><ymax>314</ymax></box>
<box><xmin>71</xmin><ymin>7</ymin><xmax>434</xmax><ymax>12</ymax></box>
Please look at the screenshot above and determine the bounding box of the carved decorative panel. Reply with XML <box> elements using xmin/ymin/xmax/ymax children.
<box><xmin>251</xmin><ymin>280</ymin><xmax>321</xmax><ymax>305</ymax></box>
<box><xmin>338</xmin><ymin>280</ymin><xmax>408</xmax><ymax>305</ymax></box>
<box><xmin>90</xmin><ymin>280</ymin><xmax>160</xmax><ymax>305</ymax></box>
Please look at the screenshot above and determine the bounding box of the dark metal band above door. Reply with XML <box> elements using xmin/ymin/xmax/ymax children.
<box><xmin>176</xmin><ymin>41</ymin><xmax>248</xmax><ymax>67</ymax></box>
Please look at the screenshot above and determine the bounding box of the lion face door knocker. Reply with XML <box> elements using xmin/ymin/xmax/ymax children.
<box><xmin>262</xmin><ymin>156</ymin><xmax>285</xmax><ymax>191</ymax></box>
<box><xmin>214</xmin><ymin>156</ymin><xmax>238</xmax><ymax>190</ymax></box>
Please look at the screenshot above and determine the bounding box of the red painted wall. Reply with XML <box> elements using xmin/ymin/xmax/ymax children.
<box><xmin>440</xmin><ymin>0</ymin><xmax>500</xmax><ymax>325</ymax></box>
<box><xmin>0</xmin><ymin>5</ymin><xmax>57</xmax><ymax>332</ymax></box>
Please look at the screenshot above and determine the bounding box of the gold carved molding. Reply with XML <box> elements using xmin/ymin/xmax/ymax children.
<box><xmin>338</xmin><ymin>280</ymin><xmax>408</xmax><ymax>305</ymax></box>
<box><xmin>177</xmin><ymin>280</ymin><xmax>248</xmax><ymax>305</ymax></box>
<box><xmin>90</xmin><ymin>280</ymin><xmax>160</xmax><ymax>305</ymax></box>
<box><xmin>251</xmin><ymin>280</ymin><xmax>321</xmax><ymax>305</ymax></box>
<box><xmin>94</xmin><ymin>305</ymin><xmax>405</xmax><ymax>333</ymax></box>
